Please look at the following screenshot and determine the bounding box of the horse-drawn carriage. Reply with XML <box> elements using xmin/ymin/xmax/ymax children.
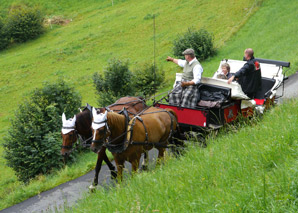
<box><xmin>155</xmin><ymin>58</ymin><xmax>290</xmax><ymax>131</ymax></box>
<box><xmin>61</xmin><ymin>58</ymin><xmax>289</xmax><ymax>186</ymax></box>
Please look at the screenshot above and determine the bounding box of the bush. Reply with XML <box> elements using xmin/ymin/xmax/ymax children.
<box><xmin>0</xmin><ymin>18</ymin><xmax>10</xmax><ymax>50</ymax></box>
<box><xmin>93</xmin><ymin>59</ymin><xmax>135</xmax><ymax>106</ymax></box>
<box><xmin>173</xmin><ymin>28</ymin><xmax>216</xmax><ymax>61</ymax></box>
<box><xmin>133</xmin><ymin>63</ymin><xmax>165</xmax><ymax>98</ymax></box>
<box><xmin>5</xmin><ymin>4</ymin><xmax>44</xmax><ymax>43</ymax></box>
<box><xmin>3</xmin><ymin>80</ymin><xmax>81</xmax><ymax>182</ymax></box>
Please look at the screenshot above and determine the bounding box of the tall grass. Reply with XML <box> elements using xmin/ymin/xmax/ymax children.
<box><xmin>68</xmin><ymin>99</ymin><xmax>298</xmax><ymax>212</ymax></box>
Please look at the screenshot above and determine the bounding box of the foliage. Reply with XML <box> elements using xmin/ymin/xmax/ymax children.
<box><xmin>0</xmin><ymin>18</ymin><xmax>9</xmax><ymax>50</ymax></box>
<box><xmin>3</xmin><ymin>80</ymin><xmax>81</xmax><ymax>182</ymax></box>
<box><xmin>5</xmin><ymin>3</ymin><xmax>44</xmax><ymax>43</ymax></box>
<box><xmin>92</xmin><ymin>59</ymin><xmax>135</xmax><ymax>106</ymax></box>
<box><xmin>133</xmin><ymin>63</ymin><xmax>165</xmax><ymax>98</ymax></box>
<box><xmin>173</xmin><ymin>28</ymin><xmax>216</xmax><ymax>61</ymax></box>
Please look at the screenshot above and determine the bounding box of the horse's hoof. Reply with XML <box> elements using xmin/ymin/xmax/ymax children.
<box><xmin>89</xmin><ymin>184</ymin><xmax>96</xmax><ymax>192</ymax></box>
<box><xmin>111</xmin><ymin>171</ymin><xmax>117</xmax><ymax>179</ymax></box>
<box><xmin>142</xmin><ymin>165</ymin><xmax>148</xmax><ymax>171</ymax></box>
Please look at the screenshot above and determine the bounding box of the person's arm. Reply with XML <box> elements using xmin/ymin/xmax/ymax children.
<box><xmin>166</xmin><ymin>56</ymin><xmax>179</xmax><ymax>64</ymax></box>
<box><xmin>228</xmin><ymin>63</ymin><xmax>249</xmax><ymax>84</ymax></box>
<box><xmin>166</xmin><ymin>56</ymin><xmax>186</xmax><ymax>68</ymax></box>
<box><xmin>227</xmin><ymin>75</ymin><xmax>235</xmax><ymax>84</ymax></box>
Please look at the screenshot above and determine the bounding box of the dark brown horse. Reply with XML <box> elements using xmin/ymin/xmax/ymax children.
<box><xmin>61</xmin><ymin>105</ymin><xmax>117</xmax><ymax>183</ymax></box>
<box><xmin>61</xmin><ymin>97</ymin><xmax>147</xmax><ymax>188</ymax></box>
<box><xmin>91</xmin><ymin>107</ymin><xmax>179</xmax><ymax>179</ymax></box>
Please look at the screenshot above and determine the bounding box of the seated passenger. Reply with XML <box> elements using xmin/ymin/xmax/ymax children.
<box><xmin>217</xmin><ymin>63</ymin><xmax>232</xmax><ymax>80</ymax></box>
<box><xmin>166</xmin><ymin>48</ymin><xmax>203</xmax><ymax>108</ymax></box>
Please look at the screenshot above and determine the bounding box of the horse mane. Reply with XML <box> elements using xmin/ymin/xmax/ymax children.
<box><xmin>106</xmin><ymin>112</ymin><xmax>127</xmax><ymax>141</ymax></box>
<box><xmin>75</xmin><ymin>109</ymin><xmax>92</xmax><ymax>136</ymax></box>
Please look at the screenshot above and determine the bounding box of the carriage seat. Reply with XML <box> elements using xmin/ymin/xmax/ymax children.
<box><xmin>254</xmin><ymin>77</ymin><xmax>276</xmax><ymax>99</ymax></box>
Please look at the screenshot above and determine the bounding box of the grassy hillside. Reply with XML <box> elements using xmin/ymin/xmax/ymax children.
<box><xmin>1</xmin><ymin>0</ymin><xmax>298</xmax><ymax>210</ymax></box>
<box><xmin>70</xmin><ymin>99</ymin><xmax>298</xmax><ymax>212</ymax></box>
<box><xmin>0</xmin><ymin>0</ymin><xmax>263</xmax><ymax>209</ymax></box>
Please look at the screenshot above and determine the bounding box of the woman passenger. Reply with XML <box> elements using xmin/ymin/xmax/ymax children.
<box><xmin>217</xmin><ymin>63</ymin><xmax>232</xmax><ymax>79</ymax></box>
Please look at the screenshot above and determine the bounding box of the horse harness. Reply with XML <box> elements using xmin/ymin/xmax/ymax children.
<box><xmin>105</xmin><ymin>98</ymin><xmax>146</xmax><ymax>116</ymax></box>
<box><xmin>91</xmin><ymin>108</ymin><xmax>177</xmax><ymax>153</ymax></box>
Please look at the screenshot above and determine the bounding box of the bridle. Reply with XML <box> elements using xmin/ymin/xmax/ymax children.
<box><xmin>91</xmin><ymin>108</ymin><xmax>130</xmax><ymax>153</ymax></box>
<box><xmin>91</xmin><ymin>119</ymin><xmax>111</xmax><ymax>146</ymax></box>
<box><xmin>61</xmin><ymin>126</ymin><xmax>78</xmax><ymax>150</ymax></box>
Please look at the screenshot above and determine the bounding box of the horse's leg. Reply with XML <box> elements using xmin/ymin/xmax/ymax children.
<box><xmin>141</xmin><ymin>150</ymin><xmax>149</xmax><ymax>171</ymax></box>
<box><xmin>131</xmin><ymin>159</ymin><xmax>140</xmax><ymax>174</ymax></box>
<box><xmin>89</xmin><ymin>147</ymin><xmax>106</xmax><ymax>190</ymax></box>
<box><xmin>102</xmin><ymin>147</ymin><xmax>117</xmax><ymax>179</ymax></box>
<box><xmin>131</xmin><ymin>153</ymin><xmax>141</xmax><ymax>174</ymax></box>
<box><xmin>114</xmin><ymin>157</ymin><xmax>125</xmax><ymax>181</ymax></box>
<box><xmin>156</xmin><ymin>147</ymin><xmax>166</xmax><ymax>165</ymax></box>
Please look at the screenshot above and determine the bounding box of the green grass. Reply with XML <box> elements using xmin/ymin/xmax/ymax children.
<box><xmin>1</xmin><ymin>0</ymin><xmax>298</xmax><ymax>210</ymax></box>
<box><xmin>68</xmin><ymin>99</ymin><xmax>298</xmax><ymax>212</ymax></box>
<box><xmin>201</xmin><ymin>0</ymin><xmax>298</xmax><ymax>75</ymax></box>
<box><xmin>0</xmin><ymin>0</ymin><xmax>261</xmax><ymax>209</ymax></box>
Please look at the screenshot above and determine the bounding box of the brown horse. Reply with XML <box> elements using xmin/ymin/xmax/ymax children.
<box><xmin>61</xmin><ymin>97</ymin><xmax>147</xmax><ymax>188</ymax></box>
<box><xmin>91</xmin><ymin>107</ymin><xmax>179</xmax><ymax>179</ymax></box>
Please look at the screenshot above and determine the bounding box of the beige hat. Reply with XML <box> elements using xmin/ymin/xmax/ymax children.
<box><xmin>182</xmin><ymin>48</ymin><xmax>195</xmax><ymax>55</ymax></box>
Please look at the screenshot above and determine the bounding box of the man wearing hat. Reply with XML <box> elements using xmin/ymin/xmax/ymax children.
<box><xmin>166</xmin><ymin>48</ymin><xmax>203</xmax><ymax>108</ymax></box>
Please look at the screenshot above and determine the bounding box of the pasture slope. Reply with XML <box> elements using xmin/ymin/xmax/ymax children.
<box><xmin>0</xmin><ymin>0</ymin><xmax>297</xmax><ymax>210</ymax></box>
<box><xmin>0</xmin><ymin>0</ymin><xmax>263</xmax><ymax>209</ymax></box>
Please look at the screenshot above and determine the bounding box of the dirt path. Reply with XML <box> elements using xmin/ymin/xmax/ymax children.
<box><xmin>1</xmin><ymin>72</ymin><xmax>297</xmax><ymax>213</ymax></box>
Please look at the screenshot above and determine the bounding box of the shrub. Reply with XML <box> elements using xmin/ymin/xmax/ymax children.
<box><xmin>0</xmin><ymin>18</ymin><xmax>10</xmax><ymax>50</ymax></box>
<box><xmin>3</xmin><ymin>80</ymin><xmax>82</xmax><ymax>182</ymax></box>
<box><xmin>133</xmin><ymin>63</ymin><xmax>165</xmax><ymax>98</ymax></box>
<box><xmin>173</xmin><ymin>28</ymin><xmax>216</xmax><ymax>61</ymax></box>
<box><xmin>93</xmin><ymin>59</ymin><xmax>135</xmax><ymax>106</ymax></box>
<box><xmin>6</xmin><ymin>4</ymin><xmax>44</xmax><ymax>43</ymax></box>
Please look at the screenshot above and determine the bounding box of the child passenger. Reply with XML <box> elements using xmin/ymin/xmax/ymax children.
<box><xmin>217</xmin><ymin>63</ymin><xmax>232</xmax><ymax>79</ymax></box>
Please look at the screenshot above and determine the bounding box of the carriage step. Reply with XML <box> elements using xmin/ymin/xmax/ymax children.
<box><xmin>208</xmin><ymin>124</ymin><xmax>223</xmax><ymax>130</ymax></box>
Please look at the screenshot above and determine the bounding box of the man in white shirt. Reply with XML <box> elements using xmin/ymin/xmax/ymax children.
<box><xmin>166</xmin><ymin>48</ymin><xmax>203</xmax><ymax>108</ymax></box>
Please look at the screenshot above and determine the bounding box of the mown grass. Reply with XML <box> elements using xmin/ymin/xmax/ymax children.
<box><xmin>68</xmin><ymin>99</ymin><xmax>298</xmax><ymax>212</ymax></box>
<box><xmin>0</xmin><ymin>0</ymin><xmax>262</xmax><ymax>210</ymax></box>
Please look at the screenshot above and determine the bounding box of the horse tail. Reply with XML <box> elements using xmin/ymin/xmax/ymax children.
<box><xmin>165</xmin><ymin>108</ymin><xmax>178</xmax><ymax>122</ymax></box>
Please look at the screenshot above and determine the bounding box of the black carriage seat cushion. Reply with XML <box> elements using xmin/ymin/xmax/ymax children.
<box><xmin>255</xmin><ymin>77</ymin><xmax>276</xmax><ymax>99</ymax></box>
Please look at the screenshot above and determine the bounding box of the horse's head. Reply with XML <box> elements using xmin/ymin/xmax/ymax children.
<box><xmin>91</xmin><ymin>107</ymin><xmax>110</xmax><ymax>153</ymax></box>
<box><xmin>61</xmin><ymin>113</ymin><xmax>77</xmax><ymax>158</ymax></box>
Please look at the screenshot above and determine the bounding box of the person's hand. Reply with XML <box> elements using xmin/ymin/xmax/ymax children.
<box><xmin>181</xmin><ymin>81</ymin><xmax>187</xmax><ymax>87</ymax></box>
<box><xmin>181</xmin><ymin>81</ymin><xmax>194</xmax><ymax>87</ymax></box>
<box><xmin>227</xmin><ymin>76</ymin><xmax>235</xmax><ymax>84</ymax></box>
<box><xmin>166</xmin><ymin>56</ymin><xmax>174</xmax><ymax>62</ymax></box>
